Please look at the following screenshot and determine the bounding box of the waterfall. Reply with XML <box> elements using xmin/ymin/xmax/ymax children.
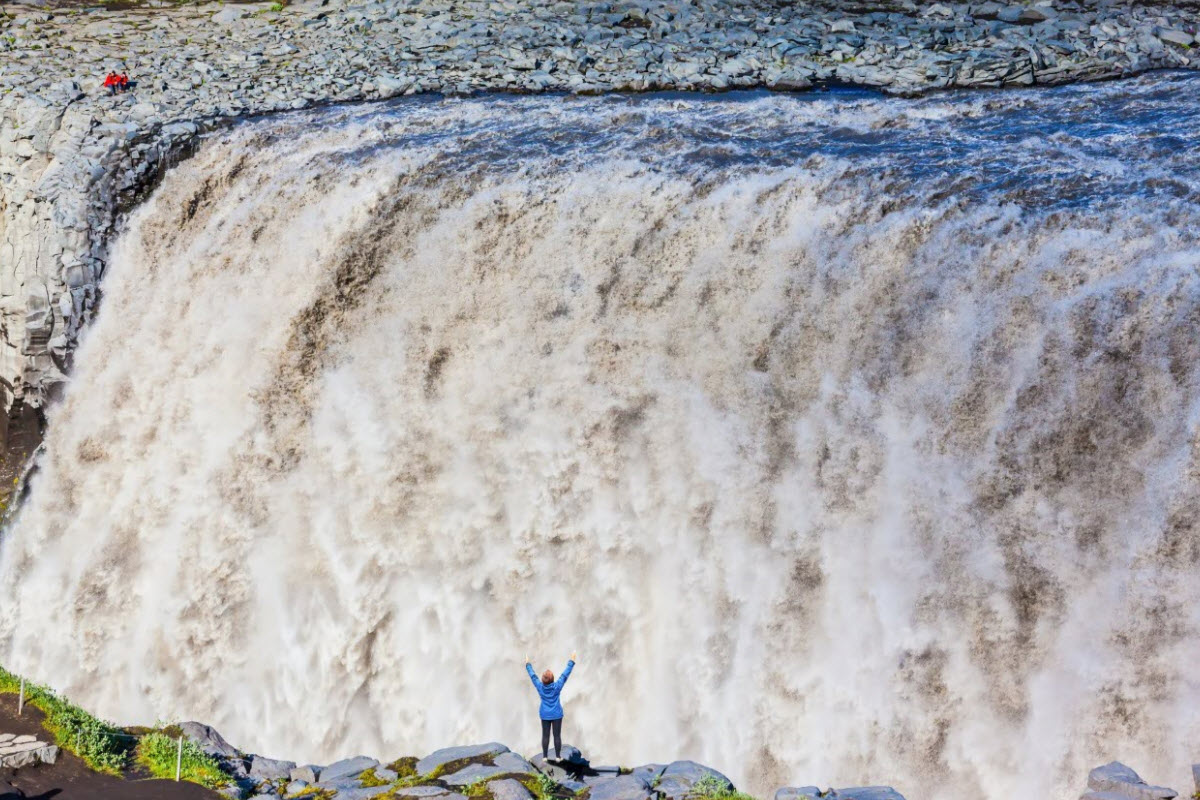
<box><xmin>3</xmin><ymin>78</ymin><xmax>1200</xmax><ymax>800</ymax></box>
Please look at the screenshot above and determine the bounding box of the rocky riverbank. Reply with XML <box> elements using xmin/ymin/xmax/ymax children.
<box><xmin>168</xmin><ymin>722</ymin><xmax>1200</xmax><ymax>800</ymax></box>
<box><xmin>0</xmin><ymin>0</ymin><xmax>1198</xmax><ymax>427</ymax></box>
<box><xmin>179</xmin><ymin>724</ymin><xmax>908</xmax><ymax>800</ymax></box>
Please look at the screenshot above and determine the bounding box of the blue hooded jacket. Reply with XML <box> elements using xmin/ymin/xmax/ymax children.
<box><xmin>527</xmin><ymin>660</ymin><xmax>574</xmax><ymax>720</ymax></box>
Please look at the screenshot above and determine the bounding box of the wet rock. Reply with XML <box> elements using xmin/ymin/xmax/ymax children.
<box><xmin>826</xmin><ymin>789</ymin><xmax>906</xmax><ymax>800</ymax></box>
<box><xmin>291</xmin><ymin>765</ymin><xmax>321</xmax><ymax>783</ymax></box>
<box><xmin>442</xmin><ymin>763</ymin><xmax>513</xmax><ymax>785</ymax></box>
<box><xmin>489</xmin><ymin>778</ymin><xmax>534</xmax><ymax>800</ymax></box>
<box><xmin>1087</xmin><ymin>762</ymin><xmax>1177</xmax><ymax>800</ymax></box>
<box><xmin>1158</xmin><ymin>29</ymin><xmax>1195</xmax><ymax>46</ymax></box>
<box><xmin>589</xmin><ymin>774</ymin><xmax>653</xmax><ymax>800</ymax></box>
<box><xmin>249</xmin><ymin>754</ymin><xmax>297</xmax><ymax>781</ymax></box>
<box><xmin>417</xmin><ymin>742</ymin><xmax>510</xmax><ymax>776</ymax></box>
<box><xmin>656</xmin><ymin>761</ymin><xmax>733</xmax><ymax>800</ymax></box>
<box><xmin>180</xmin><ymin>721</ymin><xmax>241</xmax><ymax>761</ymax></box>
<box><xmin>630</xmin><ymin>765</ymin><xmax>666</xmax><ymax>782</ymax></box>
<box><xmin>775</xmin><ymin>788</ymin><xmax>823</xmax><ymax>800</ymax></box>
<box><xmin>335</xmin><ymin>788</ymin><xmax>395</xmax><ymax>800</ymax></box>
<box><xmin>319</xmin><ymin>755</ymin><xmax>381</xmax><ymax>785</ymax></box>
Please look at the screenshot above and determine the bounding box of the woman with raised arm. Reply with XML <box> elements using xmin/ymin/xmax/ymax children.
<box><xmin>525</xmin><ymin>652</ymin><xmax>577</xmax><ymax>760</ymax></box>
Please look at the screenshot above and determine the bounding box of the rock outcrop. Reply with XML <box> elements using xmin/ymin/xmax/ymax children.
<box><xmin>180</xmin><ymin>720</ymin><xmax>910</xmax><ymax>800</ymax></box>
<box><xmin>1</xmin><ymin>0</ymin><xmax>1198</xmax><ymax>427</ymax></box>
<box><xmin>1081</xmin><ymin>762</ymin><xmax>1178</xmax><ymax>800</ymax></box>
<box><xmin>0</xmin><ymin>733</ymin><xmax>59</xmax><ymax>769</ymax></box>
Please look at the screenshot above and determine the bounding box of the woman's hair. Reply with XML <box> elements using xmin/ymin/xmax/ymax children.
<box><xmin>541</xmin><ymin>670</ymin><xmax>554</xmax><ymax>684</ymax></box>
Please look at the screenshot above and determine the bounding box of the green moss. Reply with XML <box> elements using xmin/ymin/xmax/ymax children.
<box><xmin>388</xmin><ymin>756</ymin><xmax>420</xmax><ymax>777</ymax></box>
<box><xmin>359</xmin><ymin>767</ymin><xmax>390</xmax><ymax>787</ymax></box>
<box><xmin>290</xmin><ymin>787</ymin><xmax>336</xmax><ymax>799</ymax></box>
<box><xmin>464</xmin><ymin>778</ymin><xmax>493</xmax><ymax>799</ymax></box>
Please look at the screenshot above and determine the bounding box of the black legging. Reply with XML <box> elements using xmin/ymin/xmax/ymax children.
<box><xmin>541</xmin><ymin>717</ymin><xmax>563</xmax><ymax>759</ymax></box>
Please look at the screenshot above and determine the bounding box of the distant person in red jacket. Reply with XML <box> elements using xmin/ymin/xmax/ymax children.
<box><xmin>103</xmin><ymin>72</ymin><xmax>118</xmax><ymax>95</ymax></box>
<box><xmin>118</xmin><ymin>72</ymin><xmax>130</xmax><ymax>93</ymax></box>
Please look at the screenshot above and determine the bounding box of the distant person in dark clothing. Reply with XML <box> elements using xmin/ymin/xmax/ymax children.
<box><xmin>526</xmin><ymin>652</ymin><xmax>576</xmax><ymax>760</ymax></box>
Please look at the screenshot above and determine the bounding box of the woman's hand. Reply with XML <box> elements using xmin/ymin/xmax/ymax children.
<box><xmin>570</xmin><ymin>651</ymin><xmax>577</xmax><ymax>661</ymax></box>
<box><xmin>525</xmin><ymin>654</ymin><xmax>531</xmax><ymax>665</ymax></box>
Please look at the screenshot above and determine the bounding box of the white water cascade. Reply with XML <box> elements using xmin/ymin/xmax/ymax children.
<box><xmin>3</xmin><ymin>79</ymin><xmax>1200</xmax><ymax>800</ymax></box>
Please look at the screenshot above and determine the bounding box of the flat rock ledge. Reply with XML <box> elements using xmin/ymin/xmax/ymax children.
<box><xmin>1</xmin><ymin>0</ymin><xmax>1199</xmax><ymax>412</ymax></box>
<box><xmin>179</xmin><ymin>721</ymin><xmax>915</xmax><ymax>800</ymax></box>
<box><xmin>0</xmin><ymin>732</ymin><xmax>60</xmax><ymax>769</ymax></box>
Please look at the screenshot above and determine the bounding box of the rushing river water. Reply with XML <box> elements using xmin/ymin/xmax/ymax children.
<box><xmin>3</xmin><ymin>72</ymin><xmax>1200</xmax><ymax>800</ymax></box>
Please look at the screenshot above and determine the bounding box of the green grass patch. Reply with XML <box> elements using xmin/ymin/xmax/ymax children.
<box><xmin>690</xmin><ymin>775</ymin><xmax>757</xmax><ymax>800</ymax></box>
<box><xmin>0</xmin><ymin>664</ymin><xmax>127</xmax><ymax>773</ymax></box>
<box><xmin>134</xmin><ymin>731</ymin><xmax>229</xmax><ymax>789</ymax></box>
<box><xmin>529</xmin><ymin>771</ymin><xmax>560</xmax><ymax>800</ymax></box>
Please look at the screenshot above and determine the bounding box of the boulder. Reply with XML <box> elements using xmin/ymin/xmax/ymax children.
<box><xmin>1088</xmin><ymin>763</ymin><xmax>1176</xmax><ymax>800</ymax></box>
<box><xmin>656</xmin><ymin>761</ymin><xmax>733</xmax><ymax>799</ymax></box>
<box><xmin>1082</xmin><ymin>793</ymin><xmax>1136</xmax><ymax>800</ymax></box>
<box><xmin>319</xmin><ymin>755</ymin><xmax>381</xmax><ymax>786</ymax></box>
<box><xmin>394</xmin><ymin>788</ymin><xmax>459</xmax><ymax>798</ymax></box>
<box><xmin>1158</xmin><ymin>29</ymin><xmax>1195</xmax><ymax>46</ymax></box>
<box><xmin>285</xmin><ymin>781</ymin><xmax>310</xmax><ymax>795</ymax></box>
<box><xmin>212</xmin><ymin>7</ymin><xmax>247</xmax><ymax>24</ymax></box>
<box><xmin>492</xmin><ymin>752</ymin><xmax>535</xmax><ymax>775</ymax></box>
<box><xmin>249</xmin><ymin>754</ymin><xmax>297</xmax><ymax>781</ymax></box>
<box><xmin>489</xmin><ymin>778</ymin><xmax>535</xmax><ymax>800</ymax></box>
<box><xmin>776</xmin><ymin>788</ymin><xmax>823</xmax><ymax>800</ymax></box>
<box><xmin>291</xmin><ymin>765</ymin><xmax>321</xmax><ymax>783</ymax></box>
<box><xmin>830</xmin><ymin>789</ymin><xmax>906</xmax><ymax>800</ymax></box>
<box><xmin>417</xmin><ymin>743</ymin><xmax>510</xmax><ymax>776</ymax></box>
<box><xmin>531</xmin><ymin>754</ymin><xmax>576</xmax><ymax>783</ymax></box>
<box><xmin>180</xmin><ymin>721</ymin><xmax>241</xmax><ymax>761</ymax></box>
<box><xmin>442</xmin><ymin>763</ymin><xmax>511</xmax><ymax>786</ymax></box>
<box><xmin>1193</xmin><ymin>765</ymin><xmax>1200</xmax><ymax>794</ymax></box>
<box><xmin>335</xmin><ymin>788</ymin><xmax>395</xmax><ymax>800</ymax></box>
<box><xmin>0</xmin><ymin>739</ymin><xmax>60</xmax><ymax>769</ymax></box>
<box><xmin>630</xmin><ymin>765</ymin><xmax>666</xmax><ymax>783</ymax></box>
<box><xmin>588</xmin><ymin>774</ymin><xmax>653</xmax><ymax>800</ymax></box>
